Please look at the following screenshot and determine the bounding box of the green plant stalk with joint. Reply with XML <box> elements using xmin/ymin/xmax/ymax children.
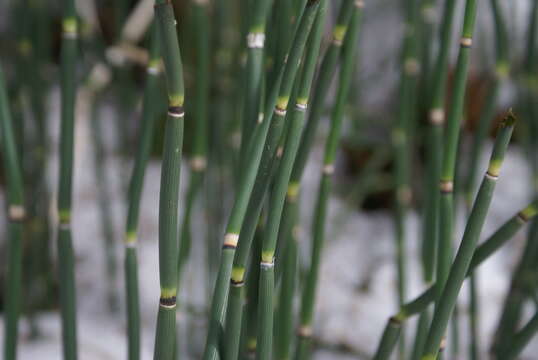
<box><xmin>202</xmin><ymin>2</ymin><xmax>321</xmax><ymax>358</ymax></box>
<box><xmin>57</xmin><ymin>4</ymin><xmax>79</xmax><ymax>359</ymax></box>
<box><xmin>421</xmin><ymin>113</ymin><xmax>515</xmax><ymax>360</ymax></box>
<box><xmin>0</xmin><ymin>66</ymin><xmax>26</xmax><ymax>360</ymax></box>
<box><xmin>124</xmin><ymin>24</ymin><xmax>161</xmax><ymax>360</ymax></box>
<box><xmin>372</xmin><ymin>193</ymin><xmax>537</xmax><ymax>360</ymax></box>
<box><xmin>153</xmin><ymin>0</ymin><xmax>185</xmax><ymax>358</ymax></box>
<box><xmin>295</xmin><ymin>4</ymin><xmax>364</xmax><ymax>359</ymax></box>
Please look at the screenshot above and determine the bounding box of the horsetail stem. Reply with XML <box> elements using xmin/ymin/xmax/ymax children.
<box><xmin>57</xmin><ymin>1</ymin><xmax>79</xmax><ymax>358</ymax></box>
<box><xmin>0</xmin><ymin>67</ymin><xmax>25</xmax><ymax>360</ymax></box>
<box><xmin>202</xmin><ymin>1</ymin><xmax>322</xmax><ymax>358</ymax></box>
<box><xmin>275</xmin><ymin>210</ymin><xmax>299</xmax><ymax>360</ymax></box>
<box><xmin>273</xmin><ymin>0</ymin><xmax>356</xmax><ymax>274</ymax></box>
<box><xmin>492</xmin><ymin>219</ymin><xmax>538</xmax><ymax>355</ymax></box>
<box><xmin>238</xmin><ymin>0</ymin><xmax>272</xmax><ymax>171</ymax></box>
<box><xmin>421</xmin><ymin>113</ymin><xmax>516</xmax><ymax>360</ymax></box>
<box><xmin>392</xmin><ymin>6</ymin><xmax>420</xmax><ymax>357</ymax></box>
<box><xmin>153</xmin><ymin>0</ymin><xmax>185</xmax><ymax>358</ymax></box>
<box><xmin>421</xmin><ymin>0</ymin><xmax>458</xmax><ymax>286</ymax></box>
<box><xmin>252</xmin><ymin>3</ymin><xmax>328</xmax><ymax>359</ymax></box>
<box><xmin>372</xmin><ymin>178</ymin><xmax>535</xmax><ymax>360</ymax></box>
<box><xmin>295</xmin><ymin>3</ymin><xmax>364</xmax><ymax>359</ymax></box>
<box><xmin>463</xmin><ymin>2</ymin><xmax>509</xmax><ymax>357</ymax></box>
<box><xmin>497</xmin><ymin>310</ymin><xmax>538</xmax><ymax>360</ymax></box>
<box><xmin>178</xmin><ymin>0</ymin><xmax>211</xmax><ymax>282</ymax></box>
<box><xmin>219</xmin><ymin>2</ymin><xmax>327</xmax><ymax>359</ymax></box>
<box><xmin>124</xmin><ymin>23</ymin><xmax>161</xmax><ymax>360</ymax></box>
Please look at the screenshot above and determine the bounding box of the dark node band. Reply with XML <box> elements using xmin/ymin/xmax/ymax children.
<box><xmin>389</xmin><ymin>316</ymin><xmax>402</xmax><ymax>325</ymax></box>
<box><xmin>168</xmin><ymin>106</ymin><xmax>185</xmax><ymax>117</ymax></box>
<box><xmin>159</xmin><ymin>296</ymin><xmax>177</xmax><ymax>307</ymax></box>
<box><xmin>222</xmin><ymin>243</ymin><xmax>237</xmax><ymax>250</ymax></box>
<box><xmin>230</xmin><ymin>279</ymin><xmax>244</xmax><ymax>287</ymax></box>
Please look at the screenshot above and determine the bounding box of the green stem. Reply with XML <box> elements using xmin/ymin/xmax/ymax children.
<box><xmin>153</xmin><ymin>0</ymin><xmax>186</xmax><ymax>358</ymax></box>
<box><xmin>57</xmin><ymin>3</ymin><xmax>79</xmax><ymax>358</ymax></box>
<box><xmin>0</xmin><ymin>66</ymin><xmax>25</xmax><ymax>360</ymax></box>
<box><xmin>421</xmin><ymin>113</ymin><xmax>515</xmax><ymax>359</ymax></box>
<box><xmin>202</xmin><ymin>2</ymin><xmax>322</xmax><ymax>358</ymax></box>
<box><xmin>124</xmin><ymin>24</ymin><xmax>161</xmax><ymax>360</ymax></box>
<box><xmin>295</xmin><ymin>4</ymin><xmax>364</xmax><ymax>359</ymax></box>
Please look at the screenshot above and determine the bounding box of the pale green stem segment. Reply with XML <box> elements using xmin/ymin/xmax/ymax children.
<box><xmin>153</xmin><ymin>1</ymin><xmax>185</xmax><ymax>358</ymax></box>
<box><xmin>0</xmin><ymin>66</ymin><xmax>26</xmax><ymax>360</ymax></box>
<box><xmin>421</xmin><ymin>113</ymin><xmax>515</xmax><ymax>359</ymax></box>
<box><xmin>124</xmin><ymin>24</ymin><xmax>161</xmax><ymax>360</ymax></box>
<box><xmin>295</xmin><ymin>3</ymin><xmax>364</xmax><ymax>359</ymax></box>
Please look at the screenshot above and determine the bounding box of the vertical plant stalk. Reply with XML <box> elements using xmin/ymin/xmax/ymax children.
<box><xmin>372</xmin><ymin>197</ymin><xmax>538</xmax><ymax>359</ymax></box>
<box><xmin>237</xmin><ymin>0</ymin><xmax>272</xmax><ymax>172</ymax></box>
<box><xmin>492</xmin><ymin>220</ymin><xmax>538</xmax><ymax>356</ymax></box>
<box><xmin>421</xmin><ymin>0</ymin><xmax>458</xmax><ymax>287</ymax></box>
<box><xmin>0</xmin><ymin>67</ymin><xmax>26</xmax><ymax>360</ymax></box>
<box><xmin>177</xmin><ymin>0</ymin><xmax>211</xmax><ymax>282</ymax></box>
<box><xmin>153</xmin><ymin>1</ymin><xmax>185</xmax><ymax>358</ymax></box>
<box><xmin>462</xmin><ymin>1</ymin><xmax>509</xmax><ymax>358</ymax></box>
<box><xmin>219</xmin><ymin>2</ymin><xmax>326</xmax><ymax>359</ymax></box>
<box><xmin>274</xmin><ymin>0</ymin><xmax>356</xmax><ymax>273</ymax></box>
<box><xmin>430</xmin><ymin>0</ymin><xmax>480</xmax><ymax>354</ymax></box>
<box><xmin>392</xmin><ymin>0</ymin><xmax>420</xmax><ymax>356</ymax></box>
<box><xmin>57</xmin><ymin>4</ymin><xmax>79</xmax><ymax>358</ymax></box>
<box><xmin>253</xmin><ymin>3</ymin><xmax>329</xmax><ymax>360</ymax></box>
<box><xmin>275</xmin><ymin>206</ymin><xmax>299</xmax><ymax>360</ymax></box>
<box><xmin>421</xmin><ymin>113</ymin><xmax>516</xmax><ymax>360</ymax></box>
<box><xmin>295</xmin><ymin>3</ymin><xmax>364</xmax><ymax>359</ymax></box>
<box><xmin>124</xmin><ymin>24</ymin><xmax>161</xmax><ymax>360</ymax></box>
<box><xmin>202</xmin><ymin>1</ymin><xmax>320</xmax><ymax>358</ymax></box>
<box><xmin>497</xmin><ymin>310</ymin><xmax>538</xmax><ymax>360</ymax></box>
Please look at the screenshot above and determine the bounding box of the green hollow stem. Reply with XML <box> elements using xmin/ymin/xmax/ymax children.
<box><xmin>421</xmin><ymin>0</ymin><xmax>458</xmax><ymax>285</ymax></box>
<box><xmin>238</xmin><ymin>0</ymin><xmax>272</xmax><ymax>172</ymax></box>
<box><xmin>421</xmin><ymin>114</ymin><xmax>515</xmax><ymax>359</ymax></box>
<box><xmin>463</xmin><ymin>1</ymin><xmax>508</xmax><ymax>357</ymax></box>
<box><xmin>372</xmin><ymin>132</ymin><xmax>534</xmax><ymax>360</ymax></box>
<box><xmin>0</xmin><ymin>66</ymin><xmax>25</xmax><ymax>360</ymax></box>
<box><xmin>57</xmin><ymin>2</ymin><xmax>79</xmax><ymax>358</ymax></box>
<box><xmin>497</xmin><ymin>311</ymin><xmax>538</xmax><ymax>360</ymax></box>
<box><xmin>153</xmin><ymin>0</ymin><xmax>185</xmax><ymax>358</ymax></box>
<box><xmin>492</xmin><ymin>219</ymin><xmax>538</xmax><ymax>355</ymax></box>
<box><xmin>124</xmin><ymin>24</ymin><xmax>161</xmax><ymax>360</ymax></box>
<box><xmin>410</xmin><ymin>310</ymin><xmax>430</xmax><ymax>360</ymax></box>
<box><xmin>393</xmin><ymin>2</ymin><xmax>420</xmax><ymax>356</ymax></box>
<box><xmin>255</xmin><ymin>5</ymin><xmax>329</xmax><ymax>360</ymax></box>
<box><xmin>220</xmin><ymin>3</ymin><xmax>327</xmax><ymax>359</ymax></box>
<box><xmin>294</xmin><ymin>5</ymin><xmax>364</xmax><ymax>359</ymax></box>
<box><xmin>177</xmin><ymin>0</ymin><xmax>210</xmax><ymax>282</ymax></box>
<box><xmin>275</xmin><ymin>230</ymin><xmax>299</xmax><ymax>360</ymax></box>
<box><xmin>202</xmin><ymin>2</ymin><xmax>322</xmax><ymax>358</ymax></box>
<box><xmin>274</xmin><ymin>0</ymin><xmax>356</xmax><ymax>280</ymax></box>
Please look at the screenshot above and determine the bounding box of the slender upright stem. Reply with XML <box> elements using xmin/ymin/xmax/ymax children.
<box><xmin>372</xmin><ymin>181</ymin><xmax>537</xmax><ymax>360</ymax></box>
<box><xmin>0</xmin><ymin>66</ymin><xmax>25</xmax><ymax>360</ymax></box>
<box><xmin>57</xmin><ymin>3</ymin><xmax>79</xmax><ymax>358</ymax></box>
<box><xmin>422</xmin><ymin>0</ymin><xmax>458</xmax><ymax>286</ymax></box>
<box><xmin>295</xmin><ymin>4</ymin><xmax>364</xmax><ymax>359</ymax></box>
<box><xmin>124</xmin><ymin>24</ymin><xmax>161</xmax><ymax>360</ymax></box>
<box><xmin>153</xmin><ymin>1</ymin><xmax>185</xmax><ymax>358</ymax></box>
<box><xmin>237</xmin><ymin>0</ymin><xmax>272</xmax><ymax>171</ymax></box>
<box><xmin>202</xmin><ymin>2</ymin><xmax>321</xmax><ymax>358</ymax></box>
<box><xmin>274</xmin><ymin>0</ymin><xmax>356</xmax><ymax>275</ymax></box>
<box><xmin>421</xmin><ymin>113</ymin><xmax>515</xmax><ymax>359</ymax></box>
